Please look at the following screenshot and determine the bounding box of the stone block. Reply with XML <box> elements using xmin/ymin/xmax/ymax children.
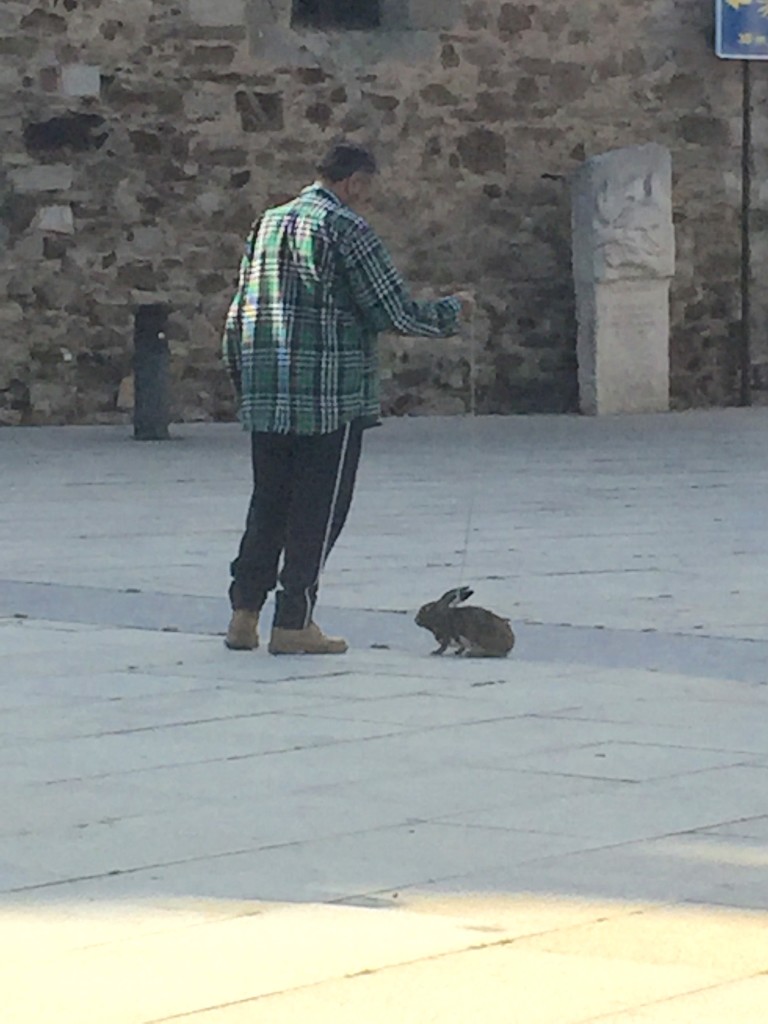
<box><xmin>575</xmin><ymin>280</ymin><xmax>671</xmax><ymax>416</ymax></box>
<box><xmin>183</xmin><ymin>87</ymin><xmax>228</xmax><ymax>121</ymax></box>
<box><xmin>457</xmin><ymin>128</ymin><xmax>506</xmax><ymax>175</ymax></box>
<box><xmin>24</xmin><ymin>113</ymin><xmax>107</xmax><ymax>153</ymax></box>
<box><xmin>11</xmin><ymin>233</ymin><xmax>45</xmax><ymax>261</ymax></box>
<box><xmin>197</xmin><ymin>191</ymin><xmax>223</xmax><ymax>215</ymax></box>
<box><xmin>36</xmin><ymin>205</ymin><xmax>74</xmax><ymax>234</ymax></box>
<box><xmin>405</xmin><ymin>0</ymin><xmax>461</xmax><ymax>30</ymax></box>
<box><xmin>246</xmin><ymin>0</ymin><xmax>286</xmax><ymax>33</ymax></box>
<box><xmin>572</xmin><ymin>145</ymin><xmax>675</xmax><ymax>416</ymax></box>
<box><xmin>130</xmin><ymin>226</ymin><xmax>165</xmax><ymax>255</ymax></box>
<box><xmin>116</xmin><ymin>374</ymin><xmax>135</xmax><ymax>411</ymax></box>
<box><xmin>10</xmin><ymin>164</ymin><xmax>73</xmax><ymax>193</ymax></box>
<box><xmin>188</xmin><ymin>0</ymin><xmax>245</xmax><ymax>27</ymax></box>
<box><xmin>0</xmin><ymin>302</ymin><xmax>24</xmax><ymax>328</ymax></box>
<box><xmin>60</xmin><ymin>64</ymin><xmax>101</xmax><ymax>98</ymax></box>
<box><xmin>234</xmin><ymin>90</ymin><xmax>283</xmax><ymax>131</ymax></box>
<box><xmin>29</xmin><ymin>382</ymin><xmax>71</xmax><ymax>416</ymax></box>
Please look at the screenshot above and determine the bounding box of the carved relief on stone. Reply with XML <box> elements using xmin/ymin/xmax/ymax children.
<box><xmin>593</xmin><ymin>164</ymin><xmax>673</xmax><ymax>281</ymax></box>
<box><xmin>573</xmin><ymin>143</ymin><xmax>675</xmax><ymax>284</ymax></box>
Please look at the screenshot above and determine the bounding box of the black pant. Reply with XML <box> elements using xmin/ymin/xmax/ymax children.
<box><xmin>229</xmin><ymin>420</ymin><xmax>364</xmax><ymax>629</ymax></box>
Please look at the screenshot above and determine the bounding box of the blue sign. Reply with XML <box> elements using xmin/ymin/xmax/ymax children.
<box><xmin>716</xmin><ymin>0</ymin><xmax>768</xmax><ymax>59</ymax></box>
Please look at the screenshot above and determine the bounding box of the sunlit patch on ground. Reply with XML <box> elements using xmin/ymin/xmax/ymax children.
<box><xmin>3</xmin><ymin>895</ymin><xmax>768</xmax><ymax>1023</ymax></box>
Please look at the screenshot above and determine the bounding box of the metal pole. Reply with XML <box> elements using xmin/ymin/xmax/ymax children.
<box><xmin>740</xmin><ymin>58</ymin><xmax>753</xmax><ymax>406</ymax></box>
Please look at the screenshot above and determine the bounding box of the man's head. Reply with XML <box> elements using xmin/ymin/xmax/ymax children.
<box><xmin>317</xmin><ymin>141</ymin><xmax>377</xmax><ymax>210</ymax></box>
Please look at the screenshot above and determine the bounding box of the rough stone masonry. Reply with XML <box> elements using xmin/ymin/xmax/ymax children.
<box><xmin>0</xmin><ymin>0</ymin><xmax>767</xmax><ymax>425</ymax></box>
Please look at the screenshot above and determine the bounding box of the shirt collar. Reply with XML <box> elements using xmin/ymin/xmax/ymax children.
<box><xmin>304</xmin><ymin>182</ymin><xmax>345</xmax><ymax>207</ymax></box>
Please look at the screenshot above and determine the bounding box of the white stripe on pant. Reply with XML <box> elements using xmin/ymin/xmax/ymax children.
<box><xmin>304</xmin><ymin>419</ymin><xmax>352</xmax><ymax>628</ymax></box>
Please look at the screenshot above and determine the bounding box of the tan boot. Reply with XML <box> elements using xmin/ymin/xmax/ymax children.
<box><xmin>268</xmin><ymin>622</ymin><xmax>348</xmax><ymax>655</ymax></box>
<box><xmin>224</xmin><ymin>610</ymin><xmax>260</xmax><ymax>650</ymax></box>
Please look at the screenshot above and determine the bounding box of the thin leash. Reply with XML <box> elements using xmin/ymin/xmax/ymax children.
<box><xmin>457</xmin><ymin>304</ymin><xmax>478</xmax><ymax>589</ymax></box>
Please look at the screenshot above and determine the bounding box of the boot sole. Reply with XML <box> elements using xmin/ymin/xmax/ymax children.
<box><xmin>268</xmin><ymin>646</ymin><xmax>347</xmax><ymax>656</ymax></box>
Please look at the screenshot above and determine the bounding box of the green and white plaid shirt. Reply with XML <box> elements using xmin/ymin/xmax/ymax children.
<box><xmin>223</xmin><ymin>184</ymin><xmax>461</xmax><ymax>435</ymax></box>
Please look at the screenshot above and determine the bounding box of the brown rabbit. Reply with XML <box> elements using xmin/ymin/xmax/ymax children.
<box><xmin>415</xmin><ymin>587</ymin><xmax>515</xmax><ymax>658</ymax></box>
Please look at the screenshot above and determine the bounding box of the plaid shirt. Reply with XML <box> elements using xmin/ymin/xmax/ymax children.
<box><xmin>222</xmin><ymin>184</ymin><xmax>461</xmax><ymax>435</ymax></box>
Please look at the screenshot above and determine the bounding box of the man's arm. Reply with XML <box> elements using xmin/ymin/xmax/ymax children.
<box><xmin>340</xmin><ymin>220</ymin><xmax>462</xmax><ymax>337</ymax></box>
<box><xmin>222</xmin><ymin>295</ymin><xmax>244</xmax><ymax>398</ymax></box>
<box><xmin>222</xmin><ymin>220</ymin><xmax>261</xmax><ymax>396</ymax></box>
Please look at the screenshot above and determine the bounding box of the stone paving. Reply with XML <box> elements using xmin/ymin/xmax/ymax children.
<box><xmin>2</xmin><ymin>410</ymin><xmax>768</xmax><ymax>1023</ymax></box>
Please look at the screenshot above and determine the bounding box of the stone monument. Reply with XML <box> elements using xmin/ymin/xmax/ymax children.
<box><xmin>572</xmin><ymin>144</ymin><xmax>675</xmax><ymax>415</ymax></box>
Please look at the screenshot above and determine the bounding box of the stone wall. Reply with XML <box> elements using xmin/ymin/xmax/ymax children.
<box><xmin>0</xmin><ymin>0</ymin><xmax>765</xmax><ymax>425</ymax></box>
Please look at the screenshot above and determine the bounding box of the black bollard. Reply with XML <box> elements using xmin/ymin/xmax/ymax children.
<box><xmin>133</xmin><ymin>304</ymin><xmax>170</xmax><ymax>441</ymax></box>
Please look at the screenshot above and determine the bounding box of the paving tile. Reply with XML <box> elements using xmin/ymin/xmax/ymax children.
<box><xmin>697</xmin><ymin>815</ymin><xmax>768</xmax><ymax>840</ymax></box>
<box><xmin>143</xmin><ymin>942</ymin><xmax>722</xmax><ymax>1024</ymax></box>
<box><xmin>510</xmin><ymin>901</ymin><xmax>768</xmax><ymax>975</ymax></box>
<box><xmin>2</xmin><ymin>818</ymin><xmax>597</xmax><ymax>905</ymax></box>
<box><xmin>322</xmin><ymin>765</ymin><xmax>630</xmax><ymax>829</ymax></box>
<box><xmin>3</xmin><ymin>712</ymin><xmax>416</xmax><ymax>786</ymax></box>
<box><xmin>0</xmin><ymin>902</ymin><xmax>490</xmax><ymax>1024</ymax></box>
<box><xmin>437</xmin><ymin>764</ymin><xmax>768</xmax><ymax>845</ymax></box>
<box><xmin>583</xmin><ymin>975</ymin><xmax>768</xmax><ymax>1023</ymax></box>
<box><xmin>423</xmin><ymin>831</ymin><xmax>768</xmax><ymax>911</ymax></box>
<box><xmin>502</xmin><ymin>739</ymin><xmax>747</xmax><ymax>783</ymax></box>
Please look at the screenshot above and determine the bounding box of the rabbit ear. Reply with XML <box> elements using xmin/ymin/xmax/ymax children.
<box><xmin>438</xmin><ymin>587</ymin><xmax>473</xmax><ymax>608</ymax></box>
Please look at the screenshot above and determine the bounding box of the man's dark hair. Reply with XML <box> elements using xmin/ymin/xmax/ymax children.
<box><xmin>317</xmin><ymin>141</ymin><xmax>377</xmax><ymax>182</ymax></box>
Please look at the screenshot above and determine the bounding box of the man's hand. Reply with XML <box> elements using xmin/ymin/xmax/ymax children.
<box><xmin>453</xmin><ymin>290</ymin><xmax>476</xmax><ymax>319</ymax></box>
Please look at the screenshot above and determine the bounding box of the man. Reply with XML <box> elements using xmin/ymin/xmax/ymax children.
<box><xmin>222</xmin><ymin>141</ymin><xmax>470</xmax><ymax>655</ymax></box>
